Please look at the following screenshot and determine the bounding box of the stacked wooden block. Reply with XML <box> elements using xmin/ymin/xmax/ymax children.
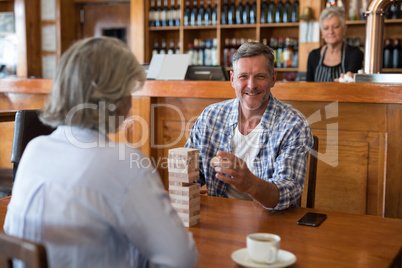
<box><xmin>168</xmin><ymin>148</ymin><xmax>200</xmax><ymax>227</ymax></box>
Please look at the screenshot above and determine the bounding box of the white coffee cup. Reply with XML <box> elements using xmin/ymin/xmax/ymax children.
<box><xmin>246</xmin><ymin>233</ymin><xmax>281</xmax><ymax>264</ymax></box>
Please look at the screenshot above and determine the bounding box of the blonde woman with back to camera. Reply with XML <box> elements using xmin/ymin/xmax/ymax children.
<box><xmin>4</xmin><ymin>36</ymin><xmax>198</xmax><ymax>268</ymax></box>
<box><xmin>306</xmin><ymin>6</ymin><xmax>364</xmax><ymax>82</ymax></box>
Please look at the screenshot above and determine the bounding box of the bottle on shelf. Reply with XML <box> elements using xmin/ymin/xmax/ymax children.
<box><xmin>205</xmin><ymin>0</ymin><xmax>213</xmax><ymax>25</ymax></box>
<box><xmin>282</xmin><ymin>37</ymin><xmax>293</xmax><ymax>68</ymax></box>
<box><xmin>204</xmin><ymin>39</ymin><xmax>212</xmax><ymax>65</ymax></box>
<box><xmin>160</xmin><ymin>39</ymin><xmax>167</xmax><ymax>54</ymax></box>
<box><xmin>198</xmin><ymin>39</ymin><xmax>205</xmax><ymax>65</ymax></box>
<box><xmin>223</xmin><ymin>38</ymin><xmax>230</xmax><ymax>67</ymax></box>
<box><xmin>152</xmin><ymin>40</ymin><xmax>159</xmax><ymax>57</ymax></box>
<box><xmin>228</xmin><ymin>0</ymin><xmax>236</xmax><ymax>24</ymax></box>
<box><xmin>176</xmin><ymin>40</ymin><xmax>181</xmax><ymax>54</ymax></box>
<box><xmin>360</xmin><ymin>0</ymin><xmax>368</xmax><ymax>20</ymax></box>
<box><xmin>260</xmin><ymin>0</ymin><xmax>268</xmax><ymax>24</ymax></box>
<box><xmin>187</xmin><ymin>43</ymin><xmax>195</xmax><ymax>64</ymax></box>
<box><xmin>275</xmin><ymin>0</ymin><xmax>284</xmax><ymax>23</ymax></box>
<box><xmin>161</xmin><ymin>0</ymin><xmax>168</xmax><ymax>27</ymax></box>
<box><xmin>242</xmin><ymin>0</ymin><xmax>250</xmax><ymax>24</ymax></box>
<box><xmin>230</xmin><ymin>38</ymin><xmax>238</xmax><ymax>66</ymax></box>
<box><xmin>292</xmin><ymin>39</ymin><xmax>298</xmax><ymax>68</ymax></box>
<box><xmin>168</xmin><ymin>39</ymin><xmax>175</xmax><ymax>54</ymax></box>
<box><xmin>291</xmin><ymin>0</ymin><xmax>299</xmax><ymax>22</ymax></box>
<box><xmin>348</xmin><ymin>0</ymin><xmax>358</xmax><ymax>21</ymax></box>
<box><xmin>267</xmin><ymin>0</ymin><xmax>276</xmax><ymax>23</ymax></box>
<box><xmin>236</xmin><ymin>0</ymin><xmax>244</xmax><ymax>24</ymax></box>
<box><xmin>192</xmin><ymin>39</ymin><xmax>199</xmax><ymax>65</ymax></box>
<box><xmin>383</xmin><ymin>38</ymin><xmax>392</xmax><ymax>68</ymax></box>
<box><xmin>190</xmin><ymin>0</ymin><xmax>198</xmax><ymax>26</ymax></box>
<box><xmin>270</xmin><ymin>36</ymin><xmax>278</xmax><ymax>66</ymax></box>
<box><xmin>155</xmin><ymin>0</ymin><xmax>162</xmax><ymax>27</ymax></box>
<box><xmin>150</xmin><ymin>0</ymin><xmax>156</xmax><ymax>27</ymax></box>
<box><xmin>175</xmin><ymin>0</ymin><xmax>181</xmax><ymax>26</ymax></box>
<box><xmin>276</xmin><ymin>37</ymin><xmax>285</xmax><ymax>68</ymax></box>
<box><xmin>211</xmin><ymin>38</ymin><xmax>218</xmax><ymax>65</ymax></box>
<box><xmin>336</xmin><ymin>0</ymin><xmax>344</xmax><ymax>9</ymax></box>
<box><xmin>392</xmin><ymin>38</ymin><xmax>401</xmax><ymax>68</ymax></box>
<box><xmin>168</xmin><ymin>0</ymin><xmax>176</xmax><ymax>26</ymax></box>
<box><xmin>250</xmin><ymin>0</ymin><xmax>256</xmax><ymax>24</ymax></box>
<box><xmin>184</xmin><ymin>0</ymin><xmax>191</xmax><ymax>26</ymax></box>
<box><xmin>197</xmin><ymin>0</ymin><xmax>206</xmax><ymax>26</ymax></box>
<box><xmin>222</xmin><ymin>0</ymin><xmax>229</xmax><ymax>24</ymax></box>
<box><xmin>326</xmin><ymin>0</ymin><xmax>336</xmax><ymax>7</ymax></box>
<box><xmin>212</xmin><ymin>0</ymin><xmax>218</xmax><ymax>25</ymax></box>
<box><xmin>282</xmin><ymin>0</ymin><xmax>291</xmax><ymax>23</ymax></box>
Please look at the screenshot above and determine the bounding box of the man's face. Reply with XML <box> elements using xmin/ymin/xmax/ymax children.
<box><xmin>231</xmin><ymin>55</ymin><xmax>276</xmax><ymax>112</ymax></box>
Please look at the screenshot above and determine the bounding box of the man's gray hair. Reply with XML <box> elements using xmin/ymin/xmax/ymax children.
<box><xmin>40</xmin><ymin>36</ymin><xmax>145</xmax><ymax>133</ymax></box>
<box><xmin>232</xmin><ymin>42</ymin><xmax>275</xmax><ymax>76</ymax></box>
<box><xmin>319</xmin><ymin>6</ymin><xmax>346</xmax><ymax>30</ymax></box>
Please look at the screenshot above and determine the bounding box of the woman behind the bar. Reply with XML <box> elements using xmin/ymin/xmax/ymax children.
<box><xmin>306</xmin><ymin>6</ymin><xmax>364</xmax><ymax>82</ymax></box>
<box><xmin>4</xmin><ymin>36</ymin><xmax>198</xmax><ymax>268</ymax></box>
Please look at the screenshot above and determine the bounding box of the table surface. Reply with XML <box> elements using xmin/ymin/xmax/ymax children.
<box><xmin>1</xmin><ymin>195</ymin><xmax>401</xmax><ymax>267</ymax></box>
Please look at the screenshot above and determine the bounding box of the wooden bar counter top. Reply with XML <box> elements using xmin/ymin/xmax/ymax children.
<box><xmin>0</xmin><ymin>79</ymin><xmax>401</xmax><ymax>219</ymax></box>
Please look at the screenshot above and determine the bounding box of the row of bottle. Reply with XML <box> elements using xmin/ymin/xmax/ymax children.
<box><xmin>186</xmin><ymin>38</ymin><xmax>219</xmax><ymax>66</ymax></box>
<box><xmin>384</xmin><ymin>3</ymin><xmax>402</xmax><ymax>20</ymax></box>
<box><xmin>383</xmin><ymin>38</ymin><xmax>402</xmax><ymax>69</ymax></box>
<box><xmin>260</xmin><ymin>0</ymin><xmax>299</xmax><ymax>24</ymax></box>
<box><xmin>265</xmin><ymin>37</ymin><xmax>298</xmax><ymax>68</ymax></box>
<box><xmin>150</xmin><ymin>0</ymin><xmax>181</xmax><ymax>27</ymax></box>
<box><xmin>152</xmin><ymin>39</ymin><xmax>181</xmax><ymax>55</ymax></box>
<box><xmin>184</xmin><ymin>0</ymin><xmax>218</xmax><ymax>26</ymax></box>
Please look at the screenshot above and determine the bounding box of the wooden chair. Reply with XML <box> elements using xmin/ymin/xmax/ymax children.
<box><xmin>10</xmin><ymin>110</ymin><xmax>55</xmax><ymax>182</ymax></box>
<box><xmin>296</xmin><ymin>135</ymin><xmax>319</xmax><ymax>208</ymax></box>
<box><xmin>0</xmin><ymin>232</ymin><xmax>48</xmax><ymax>268</ymax></box>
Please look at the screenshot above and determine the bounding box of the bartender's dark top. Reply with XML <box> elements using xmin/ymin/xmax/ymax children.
<box><xmin>306</xmin><ymin>42</ymin><xmax>364</xmax><ymax>82</ymax></box>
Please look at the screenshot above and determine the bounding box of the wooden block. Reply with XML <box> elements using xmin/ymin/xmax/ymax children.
<box><xmin>173</xmin><ymin>207</ymin><xmax>200</xmax><ymax>215</ymax></box>
<box><xmin>180</xmin><ymin>214</ymin><xmax>200</xmax><ymax>227</ymax></box>
<box><xmin>168</xmin><ymin>148</ymin><xmax>199</xmax><ymax>173</ymax></box>
<box><xmin>168</xmin><ymin>171</ymin><xmax>199</xmax><ymax>183</ymax></box>
<box><xmin>169</xmin><ymin>182</ymin><xmax>200</xmax><ymax>194</ymax></box>
<box><xmin>170</xmin><ymin>196</ymin><xmax>200</xmax><ymax>209</ymax></box>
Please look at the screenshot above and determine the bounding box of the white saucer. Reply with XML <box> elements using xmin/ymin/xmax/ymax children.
<box><xmin>231</xmin><ymin>248</ymin><xmax>296</xmax><ymax>268</ymax></box>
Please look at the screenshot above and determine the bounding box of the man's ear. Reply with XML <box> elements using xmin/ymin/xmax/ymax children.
<box><xmin>271</xmin><ymin>71</ymin><xmax>277</xmax><ymax>88</ymax></box>
<box><xmin>230</xmin><ymin>70</ymin><xmax>235</xmax><ymax>87</ymax></box>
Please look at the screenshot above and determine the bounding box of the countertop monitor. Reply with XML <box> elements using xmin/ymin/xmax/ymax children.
<box><xmin>185</xmin><ymin>66</ymin><xmax>229</xmax><ymax>81</ymax></box>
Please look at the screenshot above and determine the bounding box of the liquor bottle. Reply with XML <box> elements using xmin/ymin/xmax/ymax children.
<box><xmin>230</xmin><ymin>38</ymin><xmax>238</xmax><ymax>66</ymax></box>
<box><xmin>169</xmin><ymin>0</ymin><xmax>176</xmax><ymax>26</ymax></box>
<box><xmin>283</xmin><ymin>37</ymin><xmax>293</xmax><ymax>67</ymax></box>
<box><xmin>187</xmin><ymin>43</ymin><xmax>194</xmax><ymax>64</ymax></box>
<box><xmin>197</xmin><ymin>0</ymin><xmax>205</xmax><ymax>26</ymax></box>
<box><xmin>261</xmin><ymin>0</ymin><xmax>268</xmax><ymax>24</ymax></box>
<box><xmin>198</xmin><ymin>39</ymin><xmax>205</xmax><ymax>65</ymax></box>
<box><xmin>250</xmin><ymin>0</ymin><xmax>256</xmax><ymax>24</ymax></box>
<box><xmin>282</xmin><ymin>0</ymin><xmax>291</xmax><ymax>23</ymax></box>
<box><xmin>167</xmin><ymin>39</ymin><xmax>175</xmax><ymax>54</ymax></box>
<box><xmin>155</xmin><ymin>0</ymin><xmax>162</xmax><ymax>27</ymax></box>
<box><xmin>383</xmin><ymin>38</ymin><xmax>393</xmax><ymax>68</ymax></box>
<box><xmin>205</xmin><ymin>0</ymin><xmax>213</xmax><ymax>25</ymax></box>
<box><xmin>390</xmin><ymin>3</ymin><xmax>398</xmax><ymax>19</ymax></box>
<box><xmin>270</xmin><ymin>37</ymin><xmax>278</xmax><ymax>66</ymax></box>
<box><xmin>175</xmin><ymin>0</ymin><xmax>181</xmax><ymax>26</ymax></box>
<box><xmin>192</xmin><ymin>39</ymin><xmax>199</xmax><ymax>65</ymax></box>
<box><xmin>336</xmin><ymin>0</ymin><xmax>344</xmax><ymax>9</ymax></box>
<box><xmin>236</xmin><ymin>0</ymin><xmax>244</xmax><ymax>24</ymax></box>
<box><xmin>160</xmin><ymin>39</ymin><xmax>167</xmax><ymax>54</ymax></box>
<box><xmin>161</xmin><ymin>0</ymin><xmax>168</xmax><ymax>26</ymax></box>
<box><xmin>211</xmin><ymin>38</ymin><xmax>218</xmax><ymax>65</ymax></box>
<box><xmin>223</xmin><ymin>38</ymin><xmax>230</xmax><ymax>67</ymax></box>
<box><xmin>291</xmin><ymin>0</ymin><xmax>299</xmax><ymax>22</ymax></box>
<box><xmin>392</xmin><ymin>38</ymin><xmax>401</xmax><ymax>68</ymax></box>
<box><xmin>242</xmin><ymin>0</ymin><xmax>250</xmax><ymax>24</ymax></box>
<box><xmin>184</xmin><ymin>0</ymin><xmax>191</xmax><ymax>26</ymax></box>
<box><xmin>204</xmin><ymin>39</ymin><xmax>212</xmax><ymax>66</ymax></box>
<box><xmin>275</xmin><ymin>0</ymin><xmax>284</xmax><ymax>23</ymax></box>
<box><xmin>228</xmin><ymin>0</ymin><xmax>236</xmax><ymax>24</ymax></box>
<box><xmin>291</xmin><ymin>39</ymin><xmax>298</xmax><ymax>68</ymax></box>
<box><xmin>222</xmin><ymin>0</ymin><xmax>229</xmax><ymax>24</ymax></box>
<box><xmin>348</xmin><ymin>0</ymin><xmax>358</xmax><ymax>21</ymax></box>
<box><xmin>176</xmin><ymin>40</ymin><xmax>181</xmax><ymax>54</ymax></box>
<box><xmin>190</xmin><ymin>0</ymin><xmax>198</xmax><ymax>26</ymax></box>
<box><xmin>150</xmin><ymin>0</ymin><xmax>156</xmax><ymax>27</ymax></box>
<box><xmin>267</xmin><ymin>0</ymin><xmax>275</xmax><ymax>23</ymax></box>
<box><xmin>276</xmin><ymin>37</ymin><xmax>285</xmax><ymax>67</ymax></box>
<box><xmin>360</xmin><ymin>0</ymin><xmax>368</xmax><ymax>20</ymax></box>
<box><xmin>212</xmin><ymin>0</ymin><xmax>218</xmax><ymax>25</ymax></box>
<box><xmin>152</xmin><ymin>40</ymin><xmax>159</xmax><ymax>57</ymax></box>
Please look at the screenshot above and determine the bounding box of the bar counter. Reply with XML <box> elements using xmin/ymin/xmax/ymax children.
<box><xmin>0</xmin><ymin>79</ymin><xmax>401</xmax><ymax>219</ymax></box>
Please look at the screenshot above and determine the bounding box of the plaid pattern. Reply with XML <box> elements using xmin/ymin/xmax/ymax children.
<box><xmin>185</xmin><ymin>94</ymin><xmax>313</xmax><ymax>210</ymax></box>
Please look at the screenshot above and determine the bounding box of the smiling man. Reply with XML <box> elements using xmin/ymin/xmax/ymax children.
<box><xmin>185</xmin><ymin>42</ymin><xmax>313</xmax><ymax>210</ymax></box>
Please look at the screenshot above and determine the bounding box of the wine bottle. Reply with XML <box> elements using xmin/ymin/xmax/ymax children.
<box><xmin>383</xmin><ymin>38</ymin><xmax>393</xmax><ymax>68</ymax></box>
<box><xmin>198</xmin><ymin>39</ymin><xmax>205</xmax><ymax>65</ymax></box>
<box><xmin>223</xmin><ymin>38</ymin><xmax>230</xmax><ymax>67</ymax></box>
<box><xmin>283</xmin><ymin>0</ymin><xmax>292</xmax><ymax>23</ymax></box>
<box><xmin>291</xmin><ymin>39</ymin><xmax>298</xmax><ymax>68</ymax></box>
<box><xmin>205</xmin><ymin>0</ymin><xmax>212</xmax><ymax>25</ymax></box>
<box><xmin>275</xmin><ymin>0</ymin><xmax>284</xmax><ymax>23</ymax></box>
<box><xmin>152</xmin><ymin>40</ymin><xmax>159</xmax><ymax>57</ymax></box>
<box><xmin>197</xmin><ymin>0</ymin><xmax>205</xmax><ymax>26</ymax></box>
<box><xmin>228</xmin><ymin>0</ymin><xmax>236</xmax><ymax>24</ymax></box>
<box><xmin>211</xmin><ymin>38</ymin><xmax>218</xmax><ymax>65</ymax></box>
<box><xmin>150</xmin><ymin>0</ymin><xmax>156</xmax><ymax>27</ymax></box>
<box><xmin>392</xmin><ymin>38</ymin><xmax>401</xmax><ymax>68</ymax></box>
<box><xmin>161</xmin><ymin>0</ymin><xmax>168</xmax><ymax>26</ymax></box>
<box><xmin>250</xmin><ymin>0</ymin><xmax>256</xmax><ymax>24</ymax></box>
<box><xmin>168</xmin><ymin>0</ymin><xmax>176</xmax><ymax>26</ymax></box>
<box><xmin>160</xmin><ymin>39</ymin><xmax>167</xmax><ymax>54</ymax></box>
<box><xmin>261</xmin><ymin>0</ymin><xmax>268</xmax><ymax>24</ymax></box>
<box><xmin>204</xmin><ymin>39</ymin><xmax>212</xmax><ymax>66</ymax></box>
<box><xmin>212</xmin><ymin>0</ymin><xmax>218</xmax><ymax>25</ymax></box>
<box><xmin>270</xmin><ymin>37</ymin><xmax>278</xmax><ymax>66</ymax></box>
<box><xmin>348</xmin><ymin>0</ymin><xmax>358</xmax><ymax>21</ymax></box>
<box><xmin>155</xmin><ymin>0</ymin><xmax>162</xmax><ymax>27</ymax></box>
<box><xmin>242</xmin><ymin>0</ymin><xmax>250</xmax><ymax>24</ymax></box>
<box><xmin>168</xmin><ymin>39</ymin><xmax>175</xmax><ymax>54</ymax></box>
<box><xmin>276</xmin><ymin>37</ymin><xmax>285</xmax><ymax>67</ymax></box>
<box><xmin>184</xmin><ymin>0</ymin><xmax>191</xmax><ymax>26</ymax></box>
<box><xmin>176</xmin><ymin>40</ymin><xmax>181</xmax><ymax>54</ymax></box>
<box><xmin>222</xmin><ymin>0</ymin><xmax>229</xmax><ymax>24</ymax></box>
<box><xmin>236</xmin><ymin>0</ymin><xmax>244</xmax><ymax>24</ymax></box>
<box><xmin>267</xmin><ymin>0</ymin><xmax>275</xmax><ymax>23</ymax></box>
<box><xmin>190</xmin><ymin>0</ymin><xmax>198</xmax><ymax>26</ymax></box>
<box><xmin>291</xmin><ymin>0</ymin><xmax>299</xmax><ymax>22</ymax></box>
<box><xmin>175</xmin><ymin>0</ymin><xmax>181</xmax><ymax>26</ymax></box>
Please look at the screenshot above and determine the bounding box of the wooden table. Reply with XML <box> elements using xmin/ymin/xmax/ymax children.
<box><xmin>1</xmin><ymin>195</ymin><xmax>401</xmax><ymax>267</ymax></box>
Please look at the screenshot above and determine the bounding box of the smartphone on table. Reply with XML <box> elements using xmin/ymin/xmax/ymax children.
<box><xmin>297</xmin><ymin>212</ymin><xmax>327</xmax><ymax>227</ymax></box>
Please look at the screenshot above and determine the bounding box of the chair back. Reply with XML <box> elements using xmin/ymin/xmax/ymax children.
<box><xmin>0</xmin><ymin>232</ymin><xmax>48</xmax><ymax>268</ymax></box>
<box><xmin>306</xmin><ymin>135</ymin><xmax>319</xmax><ymax>208</ymax></box>
<box><xmin>10</xmin><ymin>110</ymin><xmax>55</xmax><ymax>182</ymax></box>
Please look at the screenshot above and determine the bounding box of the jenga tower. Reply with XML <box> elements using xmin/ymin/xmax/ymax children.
<box><xmin>168</xmin><ymin>148</ymin><xmax>200</xmax><ymax>227</ymax></box>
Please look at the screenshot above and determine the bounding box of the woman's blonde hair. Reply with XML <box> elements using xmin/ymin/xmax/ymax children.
<box><xmin>40</xmin><ymin>36</ymin><xmax>145</xmax><ymax>133</ymax></box>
